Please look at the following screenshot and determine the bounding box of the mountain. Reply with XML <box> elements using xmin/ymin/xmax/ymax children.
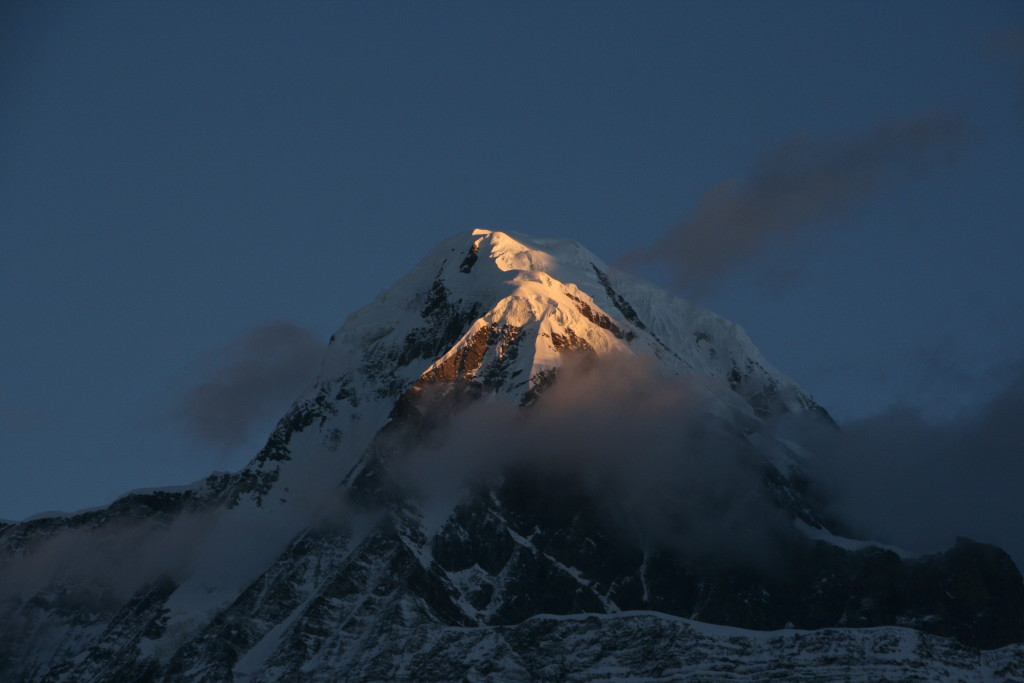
<box><xmin>2</xmin><ymin>229</ymin><xmax>1022</xmax><ymax>681</ymax></box>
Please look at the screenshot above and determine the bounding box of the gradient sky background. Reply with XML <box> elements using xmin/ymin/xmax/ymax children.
<box><xmin>2</xmin><ymin>0</ymin><xmax>1023</xmax><ymax>549</ymax></box>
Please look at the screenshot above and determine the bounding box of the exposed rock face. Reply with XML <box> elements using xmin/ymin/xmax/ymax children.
<box><xmin>1</xmin><ymin>229</ymin><xmax>1021</xmax><ymax>681</ymax></box>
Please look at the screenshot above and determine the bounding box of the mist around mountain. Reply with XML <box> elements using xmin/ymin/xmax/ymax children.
<box><xmin>1</xmin><ymin>229</ymin><xmax>1021</xmax><ymax>681</ymax></box>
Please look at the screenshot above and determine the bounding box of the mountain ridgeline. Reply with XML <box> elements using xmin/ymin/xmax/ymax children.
<box><xmin>2</xmin><ymin>229</ymin><xmax>1022</xmax><ymax>681</ymax></box>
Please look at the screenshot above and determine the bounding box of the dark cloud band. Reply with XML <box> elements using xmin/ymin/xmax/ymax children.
<box><xmin>175</xmin><ymin>321</ymin><xmax>324</xmax><ymax>448</ymax></box>
<box><xmin>621</xmin><ymin>110</ymin><xmax>969</xmax><ymax>293</ymax></box>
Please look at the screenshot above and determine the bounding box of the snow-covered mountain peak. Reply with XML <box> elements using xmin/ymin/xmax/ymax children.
<box><xmin>465</xmin><ymin>227</ymin><xmax>600</xmax><ymax>277</ymax></box>
<box><xmin>4</xmin><ymin>229</ymin><xmax>1022</xmax><ymax>681</ymax></box>
<box><xmin>216</xmin><ymin>227</ymin><xmax>836</xmax><ymax>520</ymax></box>
<box><xmin>319</xmin><ymin>228</ymin><xmax>824</xmax><ymax>421</ymax></box>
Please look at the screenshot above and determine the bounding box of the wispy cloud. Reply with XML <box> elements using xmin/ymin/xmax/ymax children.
<box><xmin>394</xmin><ymin>355</ymin><xmax>795</xmax><ymax>569</ymax></box>
<box><xmin>801</xmin><ymin>356</ymin><xmax>1024</xmax><ymax>569</ymax></box>
<box><xmin>621</xmin><ymin>110</ymin><xmax>969</xmax><ymax>293</ymax></box>
<box><xmin>175</xmin><ymin>322</ymin><xmax>324</xmax><ymax>448</ymax></box>
<box><xmin>0</xmin><ymin>404</ymin><xmax>46</xmax><ymax>435</ymax></box>
<box><xmin>989</xmin><ymin>26</ymin><xmax>1024</xmax><ymax>120</ymax></box>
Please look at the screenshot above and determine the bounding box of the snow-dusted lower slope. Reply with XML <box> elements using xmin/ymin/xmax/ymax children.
<box><xmin>1</xmin><ymin>229</ymin><xmax>1021</xmax><ymax>681</ymax></box>
<box><xmin>240</xmin><ymin>611</ymin><xmax>1024</xmax><ymax>683</ymax></box>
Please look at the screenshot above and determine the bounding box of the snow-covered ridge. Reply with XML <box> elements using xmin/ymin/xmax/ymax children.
<box><xmin>794</xmin><ymin>519</ymin><xmax>918</xmax><ymax>559</ymax></box>
<box><xmin>17</xmin><ymin>475</ymin><xmax>231</xmax><ymax>522</ymax></box>
<box><xmin>369</xmin><ymin>610</ymin><xmax>1024</xmax><ymax>682</ymax></box>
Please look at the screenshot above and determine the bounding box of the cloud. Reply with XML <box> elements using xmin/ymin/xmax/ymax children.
<box><xmin>175</xmin><ymin>322</ymin><xmax>324</xmax><ymax>448</ymax></box>
<box><xmin>990</xmin><ymin>26</ymin><xmax>1024</xmax><ymax>63</ymax></box>
<box><xmin>989</xmin><ymin>26</ymin><xmax>1024</xmax><ymax>120</ymax></box>
<box><xmin>621</xmin><ymin>110</ymin><xmax>969</xmax><ymax>293</ymax></box>
<box><xmin>392</xmin><ymin>354</ymin><xmax>797</xmax><ymax>570</ymax></box>
<box><xmin>393</xmin><ymin>350</ymin><xmax>1024</xmax><ymax>573</ymax></box>
<box><xmin>0</xmin><ymin>510</ymin><xmax>217</xmax><ymax>602</ymax></box>
<box><xmin>0</xmin><ymin>404</ymin><xmax>45</xmax><ymax>435</ymax></box>
<box><xmin>1</xmin><ymin>324</ymin><xmax>338</xmax><ymax>609</ymax></box>
<box><xmin>0</xmin><ymin>493</ymin><xmax>351</xmax><ymax>611</ymax></box>
<box><xmin>804</xmin><ymin>356</ymin><xmax>1024</xmax><ymax>569</ymax></box>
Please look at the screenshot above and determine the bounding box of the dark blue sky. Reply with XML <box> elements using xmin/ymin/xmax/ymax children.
<box><xmin>3</xmin><ymin>1</ymin><xmax>1023</xmax><ymax>522</ymax></box>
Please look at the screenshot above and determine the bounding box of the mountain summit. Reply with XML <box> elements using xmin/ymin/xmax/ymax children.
<box><xmin>237</xmin><ymin>228</ymin><xmax>830</xmax><ymax>514</ymax></box>
<box><xmin>2</xmin><ymin>230</ymin><xmax>1022</xmax><ymax>681</ymax></box>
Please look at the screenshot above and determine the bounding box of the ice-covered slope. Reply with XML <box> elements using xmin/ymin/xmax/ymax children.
<box><xmin>1</xmin><ymin>229</ymin><xmax>1021</xmax><ymax>682</ymax></box>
